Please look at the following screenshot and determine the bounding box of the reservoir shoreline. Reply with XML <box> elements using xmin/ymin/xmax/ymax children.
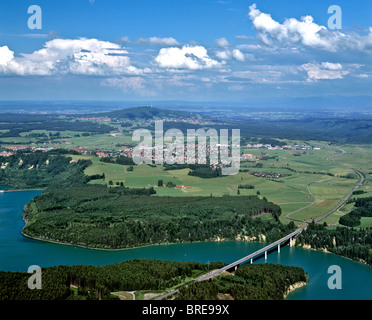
<box><xmin>21</xmin><ymin>205</ymin><xmax>370</xmax><ymax>268</ymax></box>
<box><xmin>21</xmin><ymin>225</ymin><xmax>371</xmax><ymax>268</ymax></box>
<box><xmin>2</xmin><ymin>189</ymin><xmax>372</xmax><ymax>300</ymax></box>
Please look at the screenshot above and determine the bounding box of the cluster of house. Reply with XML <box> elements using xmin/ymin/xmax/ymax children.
<box><xmin>0</xmin><ymin>151</ymin><xmax>14</xmax><ymax>157</ymax></box>
<box><xmin>284</xmin><ymin>145</ymin><xmax>320</xmax><ymax>150</ymax></box>
<box><xmin>163</xmin><ymin>118</ymin><xmax>221</xmax><ymax>125</ymax></box>
<box><xmin>175</xmin><ymin>184</ymin><xmax>191</xmax><ymax>189</ymax></box>
<box><xmin>32</xmin><ymin>146</ymin><xmax>57</xmax><ymax>152</ymax></box>
<box><xmin>37</xmin><ymin>140</ymin><xmax>62</xmax><ymax>146</ymax></box>
<box><xmin>0</xmin><ymin>145</ymin><xmax>60</xmax><ymax>156</ymax></box>
<box><xmin>246</xmin><ymin>143</ymin><xmax>321</xmax><ymax>151</ymax></box>
<box><xmin>133</xmin><ymin>142</ymin><xmax>232</xmax><ymax>165</ymax></box>
<box><xmin>136</xmin><ymin>117</ymin><xmax>220</xmax><ymax>126</ymax></box>
<box><xmin>240</xmin><ymin>153</ymin><xmax>262</xmax><ymax>161</ymax></box>
<box><xmin>118</xmin><ymin>146</ymin><xmax>133</xmax><ymax>158</ymax></box>
<box><xmin>248</xmin><ymin>171</ymin><xmax>290</xmax><ymax>179</ymax></box>
<box><xmin>246</xmin><ymin>144</ymin><xmax>282</xmax><ymax>150</ymax></box>
<box><xmin>0</xmin><ymin>145</ymin><xmax>30</xmax><ymax>157</ymax></box>
<box><xmin>69</xmin><ymin>146</ymin><xmax>92</xmax><ymax>155</ymax></box>
<box><xmin>96</xmin><ymin>152</ymin><xmax>111</xmax><ymax>158</ymax></box>
<box><xmin>4</xmin><ymin>145</ymin><xmax>30</xmax><ymax>152</ymax></box>
<box><xmin>79</xmin><ymin>117</ymin><xmax>112</xmax><ymax>122</ymax></box>
<box><xmin>93</xmin><ymin>146</ymin><xmax>134</xmax><ymax>159</ymax></box>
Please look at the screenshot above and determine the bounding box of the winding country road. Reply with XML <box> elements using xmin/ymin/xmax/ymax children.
<box><xmin>286</xmin><ymin>145</ymin><xmax>364</xmax><ymax>224</ymax></box>
<box><xmin>314</xmin><ymin>146</ymin><xmax>364</xmax><ymax>223</ymax></box>
<box><xmin>285</xmin><ymin>184</ymin><xmax>317</xmax><ymax>222</ymax></box>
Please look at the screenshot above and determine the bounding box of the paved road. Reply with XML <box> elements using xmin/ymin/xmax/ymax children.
<box><xmin>314</xmin><ymin>145</ymin><xmax>364</xmax><ymax>223</ymax></box>
<box><xmin>287</xmin><ymin>145</ymin><xmax>364</xmax><ymax>224</ymax></box>
<box><xmin>286</xmin><ymin>184</ymin><xmax>317</xmax><ymax>222</ymax></box>
<box><xmin>197</xmin><ymin>228</ymin><xmax>304</xmax><ymax>281</ymax></box>
<box><xmin>313</xmin><ymin>170</ymin><xmax>364</xmax><ymax>223</ymax></box>
<box><xmin>154</xmin><ymin>228</ymin><xmax>303</xmax><ymax>300</ymax></box>
<box><xmin>155</xmin><ymin>145</ymin><xmax>365</xmax><ymax>300</ymax></box>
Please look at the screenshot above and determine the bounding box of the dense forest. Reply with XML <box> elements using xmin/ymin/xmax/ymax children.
<box><xmin>22</xmin><ymin>184</ymin><xmax>295</xmax><ymax>249</ymax></box>
<box><xmin>164</xmin><ymin>163</ymin><xmax>223</xmax><ymax>178</ymax></box>
<box><xmin>0</xmin><ymin>113</ymin><xmax>112</xmax><ymax>138</ymax></box>
<box><xmin>187</xmin><ymin>165</ymin><xmax>222</xmax><ymax>178</ymax></box>
<box><xmin>175</xmin><ymin>264</ymin><xmax>307</xmax><ymax>300</ymax></box>
<box><xmin>0</xmin><ymin>260</ymin><xmax>307</xmax><ymax>300</ymax></box>
<box><xmin>0</xmin><ymin>150</ymin><xmax>91</xmax><ymax>189</ymax></box>
<box><xmin>0</xmin><ymin>259</ymin><xmax>223</xmax><ymax>300</ymax></box>
<box><xmin>339</xmin><ymin>197</ymin><xmax>372</xmax><ymax>227</ymax></box>
<box><xmin>101</xmin><ymin>106</ymin><xmax>207</xmax><ymax>122</ymax></box>
<box><xmin>100</xmin><ymin>156</ymin><xmax>135</xmax><ymax>166</ymax></box>
<box><xmin>296</xmin><ymin>222</ymin><xmax>372</xmax><ymax>267</ymax></box>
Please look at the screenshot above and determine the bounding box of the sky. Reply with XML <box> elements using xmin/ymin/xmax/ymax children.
<box><xmin>0</xmin><ymin>0</ymin><xmax>371</xmax><ymax>103</ymax></box>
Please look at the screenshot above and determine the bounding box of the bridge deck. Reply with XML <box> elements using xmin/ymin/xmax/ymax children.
<box><xmin>197</xmin><ymin>227</ymin><xmax>304</xmax><ymax>281</ymax></box>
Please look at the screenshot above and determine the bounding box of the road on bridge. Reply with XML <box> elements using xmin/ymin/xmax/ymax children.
<box><xmin>155</xmin><ymin>228</ymin><xmax>303</xmax><ymax>300</ymax></box>
<box><xmin>155</xmin><ymin>146</ymin><xmax>365</xmax><ymax>300</ymax></box>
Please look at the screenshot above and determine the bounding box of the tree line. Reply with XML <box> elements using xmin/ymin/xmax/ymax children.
<box><xmin>22</xmin><ymin>184</ymin><xmax>296</xmax><ymax>250</ymax></box>
<box><xmin>296</xmin><ymin>222</ymin><xmax>372</xmax><ymax>267</ymax></box>
<box><xmin>0</xmin><ymin>259</ymin><xmax>223</xmax><ymax>300</ymax></box>
<box><xmin>339</xmin><ymin>196</ymin><xmax>372</xmax><ymax>227</ymax></box>
<box><xmin>175</xmin><ymin>263</ymin><xmax>307</xmax><ymax>300</ymax></box>
<box><xmin>0</xmin><ymin>151</ymin><xmax>91</xmax><ymax>189</ymax></box>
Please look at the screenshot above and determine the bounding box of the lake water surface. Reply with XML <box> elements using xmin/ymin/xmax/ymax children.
<box><xmin>0</xmin><ymin>190</ymin><xmax>371</xmax><ymax>300</ymax></box>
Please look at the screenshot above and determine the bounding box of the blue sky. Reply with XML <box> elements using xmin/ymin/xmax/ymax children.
<box><xmin>0</xmin><ymin>0</ymin><xmax>371</xmax><ymax>102</ymax></box>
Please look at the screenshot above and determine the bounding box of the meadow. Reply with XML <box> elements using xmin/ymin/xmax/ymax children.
<box><xmin>4</xmin><ymin>120</ymin><xmax>369</xmax><ymax>229</ymax></box>
<box><xmin>64</xmin><ymin>141</ymin><xmax>372</xmax><ymax>228</ymax></box>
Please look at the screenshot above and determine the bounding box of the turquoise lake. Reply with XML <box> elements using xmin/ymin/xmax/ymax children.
<box><xmin>0</xmin><ymin>189</ymin><xmax>371</xmax><ymax>300</ymax></box>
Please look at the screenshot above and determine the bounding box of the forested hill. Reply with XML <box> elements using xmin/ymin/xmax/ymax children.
<box><xmin>0</xmin><ymin>150</ymin><xmax>92</xmax><ymax>189</ymax></box>
<box><xmin>0</xmin><ymin>105</ymin><xmax>371</xmax><ymax>143</ymax></box>
<box><xmin>296</xmin><ymin>222</ymin><xmax>372</xmax><ymax>267</ymax></box>
<box><xmin>22</xmin><ymin>184</ymin><xmax>295</xmax><ymax>250</ymax></box>
<box><xmin>99</xmin><ymin>107</ymin><xmax>372</xmax><ymax>144</ymax></box>
<box><xmin>98</xmin><ymin>106</ymin><xmax>209</xmax><ymax>121</ymax></box>
<box><xmin>175</xmin><ymin>264</ymin><xmax>307</xmax><ymax>300</ymax></box>
<box><xmin>0</xmin><ymin>260</ymin><xmax>307</xmax><ymax>300</ymax></box>
<box><xmin>0</xmin><ymin>259</ymin><xmax>223</xmax><ymax>300</ymax></box>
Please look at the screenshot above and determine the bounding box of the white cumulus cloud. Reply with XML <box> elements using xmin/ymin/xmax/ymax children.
<box><xmin>248</xmin><ymin>3</ymin><xmax>372</xmax><ymax>52</ymax></box>
<box><xmin>232</xmin><ymin>49</ymin><xmax>246</xmax><ymax>62</ymax></box>
<box><xmin>216</xmin><ymin>48</ymin><xmax>246</xmax><ymax>62</ymax></box>
<box><xmin>154</xmin><ymin>45</ymin><xmax>221</xmax><ymax>70</ymax></box>
<box><xmin>0</xmin><ymin>46</ymin><xmax>14</xmax><ymax>66</ymax></box>
<box><xmin>215</xmin><ymin>37</ymin><xmax>231</xmax><ymax>48</ymax></box>
<box><xmin>0</xmin><ymin>38</ymin><xmax>144</xmax><ymax>76</ymax></box>
<box><xmin>301</xmin><ymin>62</ymin><xmax>349</xmax><ymax>81</ymax></box>
<box><xmin>136</xmin><ymin>37</ymin><xmax>180</xmax><ymax>46</ymax></box>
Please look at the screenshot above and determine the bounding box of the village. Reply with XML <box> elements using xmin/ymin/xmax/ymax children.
<box><xmin>245</xmin><ymin>143</ymin><xmax>320</xmax><ymax>150</ymax></box>
<box><xmin>0</xmin><ymin>140</ymin><xmax>321</xmax><ymax>164</ymax></box>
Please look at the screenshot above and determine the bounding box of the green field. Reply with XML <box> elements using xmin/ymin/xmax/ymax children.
<box><xmin>6</xmin><ymin>129</ymin><xmax>368</xmax><ymax>230</ymax></box>
<box><xmin>64</xmin><ymin>142</ymin><xmax>370</xmax><ymax>229</ymax></box>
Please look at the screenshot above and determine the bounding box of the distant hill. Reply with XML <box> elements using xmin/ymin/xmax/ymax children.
<box><xmin>100</xmin><ymin>106</ymin><xmax>208</xmax><ymax>121</ymax></box>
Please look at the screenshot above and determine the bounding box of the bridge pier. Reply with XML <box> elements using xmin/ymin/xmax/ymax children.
<box><xmin>235</xmin><ymin>265</ymin><xmax>237</xmax><ymax>271</ymax></box>
<box><xmin>290</xmin><ymin>237</ymin><xmax>293</xmax><ymax>247</ymax></box>
<box><xmin>265</xmin><ymin>251</ymin><xmax>267</xmax><ymax>261</ymax></box>
<box><xmin>250</xmin><ymin>258</ymin><xmax>253</xmax><ymax>264</ymax></box>
<box><xmin>278</xmin><ymin>244</ymin><xmax>280</xmax><ymax>253</ymax></box>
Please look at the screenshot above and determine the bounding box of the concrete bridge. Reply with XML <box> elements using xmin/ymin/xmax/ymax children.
<box><xmin>197</xmin><ymin>227</ymin><xmax>304</xmax><ymax>281</ymax></box>
<box><xmin>155</xmin><ymin>227</ymin><xmax>304</xmax><ymax>300</ymax></box>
